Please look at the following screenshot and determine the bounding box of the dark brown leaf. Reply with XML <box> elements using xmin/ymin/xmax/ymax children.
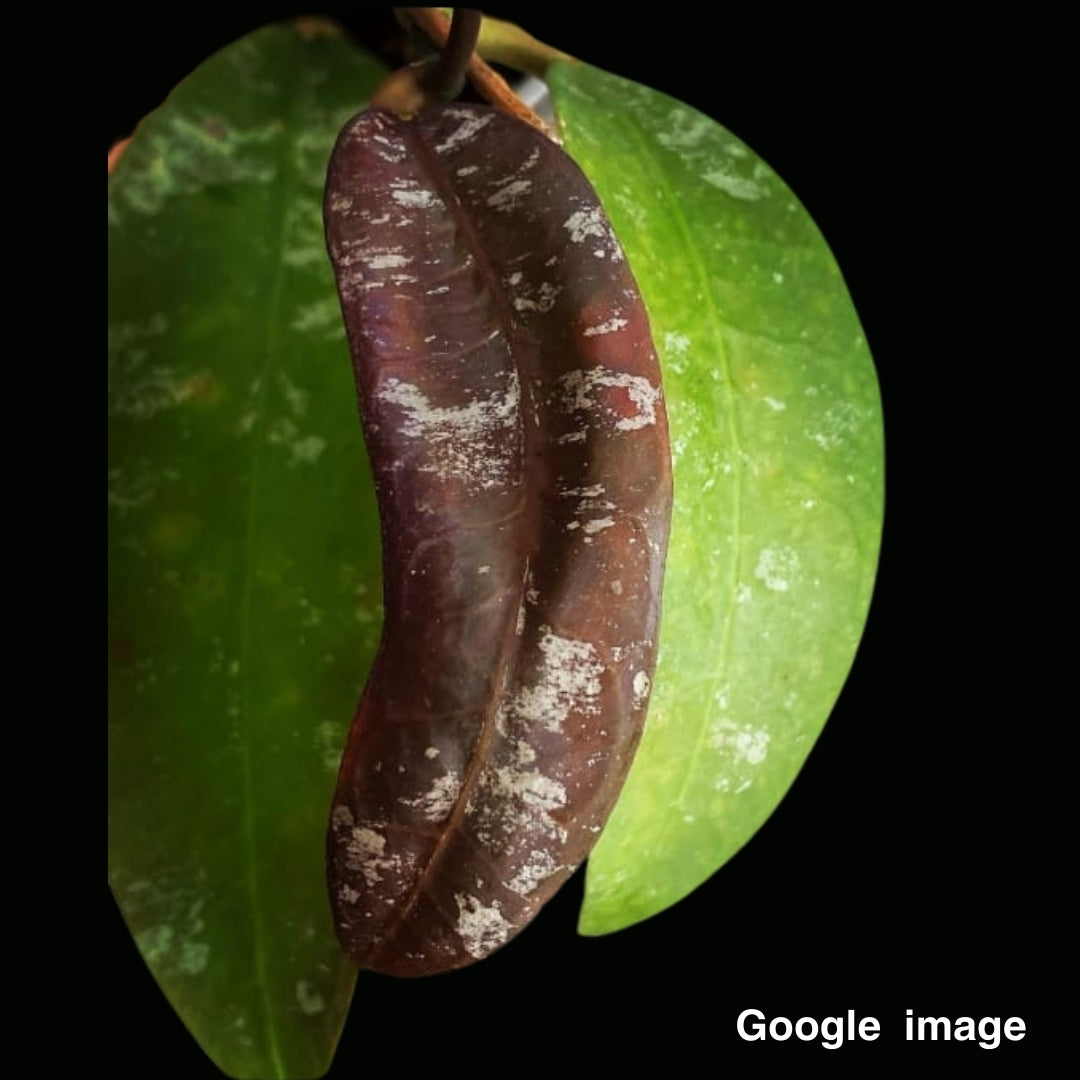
<box><xmin>324</xmin><ymin>103</ymin><xmax>671</xmax><ymax>976</ymax></box>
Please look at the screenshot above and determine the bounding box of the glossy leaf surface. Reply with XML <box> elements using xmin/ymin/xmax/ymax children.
<box><xmin>108</xmin><ymin>24</ymin><xmax>385</xmax><ymax>1078</ymax></box>
<box><xmin>323</xmin><ymin>103</ymin><xmax>671</xmax><ymax>976</ymax></box>
<box><xmin>546</xmin><ymin>62</ymin><xmax>884</xmax><ymax>935</ymax></box>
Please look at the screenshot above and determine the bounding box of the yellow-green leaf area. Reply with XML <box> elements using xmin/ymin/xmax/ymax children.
<box><xmin>108</xmin><ymin>23</ymin><xmax>386</xmax><ymax>1078</ymax></box>
<box><xmin>548</xmin><ymin>62</ymin><xmax>884</xmax><ymax>935</ymax></box>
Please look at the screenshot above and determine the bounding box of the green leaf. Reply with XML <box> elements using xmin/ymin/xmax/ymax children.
<box><xmin>108</xmin><ymin>23</ymin><xmax>386</xmax><ymax>1078</ymax></box>
<box><xmin>546</xmin><ymin>62</ymin><xmax>884</xmax><ymax>935</ymax></box>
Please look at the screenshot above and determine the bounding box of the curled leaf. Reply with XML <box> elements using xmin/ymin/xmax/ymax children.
<box><xmin>323</xmin><ymin>102</ymin><xmax>672</xmax><ymax>975</ymax></box>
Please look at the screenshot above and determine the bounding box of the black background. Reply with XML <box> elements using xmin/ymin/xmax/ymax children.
<box><xmin>107</xmin><ymin>7</ymin><xmax>1054</xmax><ymax>1073</ymax></box>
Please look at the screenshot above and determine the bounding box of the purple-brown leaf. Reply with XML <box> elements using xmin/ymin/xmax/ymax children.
<box><xmin>324</xmin><ymin>103</ymin><xmax>671</xmax><ymax>976</ymax></box>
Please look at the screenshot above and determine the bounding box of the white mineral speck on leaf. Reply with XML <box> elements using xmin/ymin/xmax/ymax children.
<box><xmin>289</xmin><ymin>435</ymin><xmax>326</xmax><ymax>467</ymax></box>
<box><xmin>754</xmin><ymin>545</ymin><xmax>800</xmax><ymax>593</ymax></box>
<box><xmin>504</xmin><ymin>625</ymin><xmax>604</xmax><ymax>732</ymax></box>
<box><xmin>391</xmin><ymin>188</ymin><xmax>440</xmax><ymax>209</ymax></box>
<box><xmin>733</xmin><ymin>729</ymin><xmax>770</xmax><ymax>765</ymax></box>
<box><xmin>435</xmin><ymin>110</ymin><xmax>493</xmax><ymax>153</ymax></box>
<box><xmin>583</xmin><ymin>317</ymin><xmax>628</xmax><ymax>337</ymax></box>
<box><xmin>455</xmin><ymin>895</ymin><xmax>512</xmax><ymax>958</ymax></box>
<box><xmin>560</xmin><ymin>367</ymin><xmax>661</xmax><ymax>432</ymax></box>
<box><xmin>582</xmin><ymin>517</ymin><xmax>615</xmax><ymax>534</ymax></box>
<box><xmin>176</xmin><ymin>941</ymin><xmax>210</xmax><ymax>975</ymax></box>
<box><xmin>296</xmin><ymin>979</ymin><xmax>325</xmax><ymax>1015</ymax></box>
<box><xmin>632</xmin><ymin>670</ymin><xmax>651</xmax><ymax>707</ymax></box>
<box><xmin>135</xmin><ymin>924</ymin><xmax>174</xmax><ymax>963</ymax></box>
<box><xmin>507</xmin><ymin>850</ymin><xmax>559</xmax><ymax>897</ymax></box>
<box><xmin>377</xmin><ymin>371</ymin><xmax>519</xmax><ymax>488</ymax></box>
<box><xmin>664</xmin><ymin>330</ymin><xmax>691</xmax><ymax>355</ymax></box>
<box><xmin>401</xmin><ymin>770</ymin><xmax>462</xmax><ymax>822</ymax></box>
<box><xmin>487</xmin><ymin>179</ymin><xmax>532</xmax><ymax>210</ymax></box>
<box><xmin>564</xmin><ymin>207</ymin><xmax>605</xmax><ymax>243</ymax></box>
<box><xmin>364</xmin><ymin>251</ymin><xmax>412</xmax><ymax>270</ymax></box>
<box><xmin>702</xmin><ymin>168</ymin><xmax>765</xmax><ymax>201</ymax></box>
<box><xmin>344</xmin><ymin>826</ymin><xmax>389</xmax><ymax>885</ymax></box>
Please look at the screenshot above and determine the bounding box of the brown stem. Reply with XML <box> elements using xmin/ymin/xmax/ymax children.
<box><xmin>407</xmin><ymin>8</ymin><xmax>554</xmax><ymax>139</ymax></box>
<box><xmin>421</xmin><ymin>8</ymin><xmax>482</xmax><ymax>102</ymax></box>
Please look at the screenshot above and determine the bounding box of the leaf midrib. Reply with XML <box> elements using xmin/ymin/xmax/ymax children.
<box><xmin>235</xmin><ymin>58</ymin><xmax>304</xmax><ymax>1080</ymax></box>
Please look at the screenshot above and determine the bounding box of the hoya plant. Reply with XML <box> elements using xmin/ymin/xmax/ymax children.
<box><xmin>108</xmin><ymin>9</ymin><xmax>882</xmax><ymax>1077</ymax></box>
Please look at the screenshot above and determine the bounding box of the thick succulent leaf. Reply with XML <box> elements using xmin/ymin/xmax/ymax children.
<box><xmin>323</xmin><ymin>104</ymin><xmax>671</xmax><ymax>976</ymax></box>
<box><xmin>546</xmin><ymin>62</ymin><xmax>884</xmax><ymax>935</ymax></box>
<box><xmin>108</xmin><ymin>24</ymin><xmax>386</xmax><ymax>1078</ymax></box>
